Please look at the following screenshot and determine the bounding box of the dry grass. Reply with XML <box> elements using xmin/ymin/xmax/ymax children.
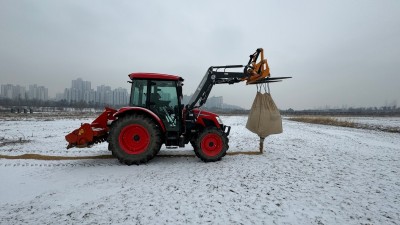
<box><xmin>0</xmin><ymin>154</ymin><xmax>114</xmax><ymax>160</ymax></box>
<box><xmin>0</xmin><ymin>151</ymin><xmax>264</xmax><ymax>161</ymax></box>
<box><xmin>288</xmin><ymin>116</ymin><xmax>357</xmax><ymax>128</ymax></box>
<box><xmin>288</xmin><ymin>116</ymin><xmax>399</xmax><ymax>133</ymax></box>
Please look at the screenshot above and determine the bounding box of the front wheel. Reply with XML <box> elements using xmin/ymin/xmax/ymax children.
<box><xmin>193</xmin><ymin>127</ymin><xmax>229</xmax><ymax>162</ymax></box>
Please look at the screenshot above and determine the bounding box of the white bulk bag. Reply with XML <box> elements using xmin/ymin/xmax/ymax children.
<box><xmin>246</xmin><ymin>92</ymin><xmax>282</xmax><ymax>138</ymax></box>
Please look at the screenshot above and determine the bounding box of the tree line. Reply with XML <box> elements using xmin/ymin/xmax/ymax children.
<box><xmin>282</xmin><ymin>106</ymin><xmax>400</xmax><ymax>116</ymax></box>
<box><xmin>0</xmin><ymin>98</ymin><xmax>127</xmax><ymax>112</ymax></box>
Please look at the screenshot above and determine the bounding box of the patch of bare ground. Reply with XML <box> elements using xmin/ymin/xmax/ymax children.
<box><xmin>288</xmin><ymin>116</ymin><xmax>400</xmax><ymax>133</ymax></box>
<box><xmin>0</xmin><ymin>137</ymin><xmax>31</xmax><ymax>147</ymax></box>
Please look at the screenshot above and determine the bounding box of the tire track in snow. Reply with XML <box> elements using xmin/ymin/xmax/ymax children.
<box><xmin>0</xmin><ymin>160</ymin><xmax>120</xmax><ymax>168</ymax></box>
<box><xmin>0</xmin><ymin>151</ymin><xmax>263</xmax><ymax>168</ymax></box>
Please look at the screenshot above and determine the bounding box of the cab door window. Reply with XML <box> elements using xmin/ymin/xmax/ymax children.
<box><xmin>130</xmin><ymin>80</ymin><xmax>147</xmax><ymax>107</ymax></box>
<box><xmin>149</xmin><ymin>80</ymin><xmax>179</xmax><ymax>131</ymax></box>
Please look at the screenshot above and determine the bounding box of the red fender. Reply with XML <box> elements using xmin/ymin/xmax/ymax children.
<box><xmin>114</xmin><ymin>107</ymin><xmax>166</xmax><ymax>132</ymax></box>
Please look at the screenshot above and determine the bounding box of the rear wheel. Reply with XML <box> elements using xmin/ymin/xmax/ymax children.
<box><xmin>194</xmin><ymin>127</ymin><xmax>228</xmax><ymax>162</ymax></box>
<box><xmin>108</xmin><ymin>114</ymin><xmax>162</xmax><ymax>165</ymax></box>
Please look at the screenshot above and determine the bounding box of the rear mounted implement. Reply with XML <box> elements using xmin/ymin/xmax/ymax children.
<box><xmin>65</xmin><ymin>107</ymin><xmax>117</xmax><ymax>149</ymax></box>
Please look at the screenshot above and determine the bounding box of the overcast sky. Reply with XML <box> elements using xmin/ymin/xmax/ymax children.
<box><xmin>1</xmin><ymin>0</ymin><xmax>399</xmax><ymax>110</ymax></box>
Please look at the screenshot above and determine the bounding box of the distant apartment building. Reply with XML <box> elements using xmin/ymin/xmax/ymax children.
<box><xmin>113</xmin><ymin>87</ymin><xmax>129</xmax><ymax>106</ymax></box>
<box><xmin>182</xmin><ymin>94</ymin><xmax>224</xmax><ymax>108</ymax></box>
<box><xmin>84</xmin><ymin>89</ymin><xmax>96</xmax><ymax>103</ymax></box>
<box><xmin>96</xmin><ymin>85</ymin><xmax>112</xmax><ymax>105</ymax></box>
<box><xmin>60</xmin><ymin>78</ymin><xmax>128</xmax><ymax>106</ymax></box>
<box><xmin>206</xmin><ymin>96</ymin><xmax>223</xmax><ymax>109</ymax></box>
<box><xmin>28</xmin><ymin>84</ymin><xmax>48</xmax><ymax>101</ymax></box>
<box><xmin>64</xmin><ymin>78</ymin><xmax>92</xmax><ymax>103</ymax></box>
<box><xmin>55</xmin><ymin>93</ymin><xmax>64</xmax><ymax>101</ymax></box>
<box><xmin>1</xmin><ymin>84</ymin><xmax>25</xmax><ymax>99</ymax></box>
<box><xmin>1</xmin><ymin>84</ymin><xmax>47</xmax><ymax>101</ymax></box>
<box><xmin>182</xmin><ymin>94</ymin><xmax>191</xmax><ymax>105</ymax></box>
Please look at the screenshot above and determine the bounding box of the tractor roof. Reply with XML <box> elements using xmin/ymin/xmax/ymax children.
<box><xmin>129</xmin><ymin>73</ymin><xmax>183</xmax><ymax>81</ymax></box>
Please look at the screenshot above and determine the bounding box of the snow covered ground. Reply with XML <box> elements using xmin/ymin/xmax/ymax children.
<box><xmin>0</xmin><ymin>115</ymin><xmax>399</xmax><ymax>224</ymax></box>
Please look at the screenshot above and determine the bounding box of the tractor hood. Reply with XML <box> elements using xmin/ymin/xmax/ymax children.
<box><xmin>192</xmin><ymin>108</ymin><xmax>222</xmax><ymax>128</ymax></box>
<box><xmin>192</xmin><ymin>108</ymin><xmax>219</xmax><ymax>118</ymax></box>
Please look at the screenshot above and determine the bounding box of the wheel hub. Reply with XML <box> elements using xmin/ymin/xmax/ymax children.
<box><xmin>133</xmin><ymin>135</ymin><xmax>140</xmax><ymax>141</ymax></box>
<box><xmin>201</xmin><ymin>133</ymin><xmax>223</xmax><ymax>157</ymax></box>
<box><xmin>119</xmin><ymin>124</ymin><xmax>150</xmax><ymax>154</ymax></box>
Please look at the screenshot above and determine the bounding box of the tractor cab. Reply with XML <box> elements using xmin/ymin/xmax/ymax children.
<box><xmin>128</xmin><ymin>72</ymin><xmax>227</xmax><ymax>149</ymax></box>
<box><xmin>128</xmin><ymin>73</ymin><xmax>184</xmax><ymax>146</ymax></box>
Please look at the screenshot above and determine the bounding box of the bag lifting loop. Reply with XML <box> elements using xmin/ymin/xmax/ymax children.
<box><xmin>257</xmin><ymin>83</ymin><xmax>270</xmax><ymax>94</ymax></box>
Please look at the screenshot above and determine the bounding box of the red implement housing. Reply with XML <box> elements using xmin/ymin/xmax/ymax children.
<box><xmin>65</xmin><ymin>107</ymin><xmax>117</xmax><ymax>149</ymax></box>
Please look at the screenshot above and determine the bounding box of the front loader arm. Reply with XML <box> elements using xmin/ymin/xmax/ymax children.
<box><xmin>186</xmin><ymin>48</ymin><xmax>291</xmax><ymax>111</ymax></box>
<box><xmin>187</xmin><ymin>66</ymin><xmax>247</xmax><ymax>110</ymax></box>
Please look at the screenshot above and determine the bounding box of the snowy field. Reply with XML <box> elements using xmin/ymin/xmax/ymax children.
<box><xmin>0</xmin><ymin>115</ymin><xmax>399</xmax><ymax>224</ymax></box>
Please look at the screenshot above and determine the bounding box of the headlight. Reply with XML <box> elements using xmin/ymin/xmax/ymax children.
<box><xmin>216</xmin><ymin>116</ymin><xmax>223</xmax><ymax>124</ymax></box>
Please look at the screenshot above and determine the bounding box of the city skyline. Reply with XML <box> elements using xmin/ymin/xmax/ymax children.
<box><xmin>1</xmin><ymin>78</ymin><xmax>244</xmax><ymax>109</ymax></box>
<box><xmin>1</xmin><ymin>76</ymin><xmax>398</xmax><ymax>110</ymax></box>
<box><xmin>0</xmin><ymin>78</ymin><xmax>129</xmax><ymax>106</ymax></box>
<box><xmin>1</xmin><ymin>83</ymin><xmax>48</xmax><ymax>101</ymax></box>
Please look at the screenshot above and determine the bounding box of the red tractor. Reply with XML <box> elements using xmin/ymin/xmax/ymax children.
<box><xmin>65</xmin><ymin>48</ymin><xmax>290</xmax><ymax>165</ymax></box>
